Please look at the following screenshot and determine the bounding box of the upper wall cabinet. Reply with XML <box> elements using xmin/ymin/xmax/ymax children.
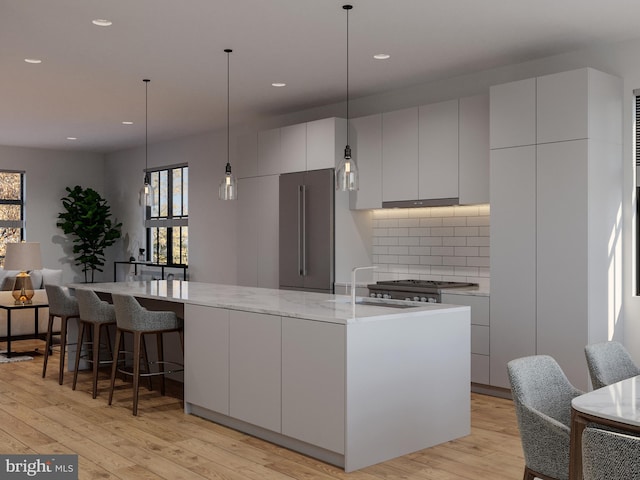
<box><xmin>236</xmin><ymin>132</ymin><xmax>258</xmax><ymax>179</ymax></box>
<box><xmin>349</xmin><ymin>114</ymin><xmax>382</xmax><ymax>210</ymax></box>
<box><xmin>459</xmin><ymin>94</ymin><xmax>490</xmax><ymax>205</ymax></box>
<box><xmin>418</xmin><ymin>99</ymin><xmax>459</xmax><ymax>200</ymax></box>
<box><xmin>382</xmin><ymin>107</ymin><xmax>419</xmax><ymax>202</ymax></box>
<box><xmin>489</xmin><ymin>78</ymin><xmax>536</xmax><ymax>149</ymax></box>
<box><xmin>307</xmin><ymin>118</ymin><xmax>347</xmax><ymax>171</ymax></box>
<box><xmin>280</xmin><ymin>123</ymin><xmax>307</xmax><ymax>174</ymax></box>
<box><xmin>255</xmin><ymin>118</ymin><xmax>346</xmax><ymax>177</ymax></box>
<box><xmin>537</xmin><ymin>68</ymin><xmax>622</xmax><ymax>144</ymax></box>
<box><xmin>258</xmin><ymin>128</ymin><xmax>281</xmax><ymax>176</ymax></box>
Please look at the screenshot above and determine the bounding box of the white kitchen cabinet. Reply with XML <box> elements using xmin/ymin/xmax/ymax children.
<box><xmin>459</xmin><ymin>94</ymin><xmax>490</xmax><ymax>205</ymax></box>
<box><xmin>184</xmin><ymin>304</ymin><xmax>230</xmax><ymax>415</ymax></box>
<box><xmin>236</xmin><ymin>177</ymin><xmax>259</xmax><ymax>287</ymax></box>
<box><xmin>236</xmin><ymin>175</ymin><xmax>278</xmax><ymax>288</ymax></box>
<box><xmin>349</xmin><ymin>113</ymin><xmax>382</xmax><ymax>210</ymax></box>
<box><xmin>418</xmin><ymin>99</ymin><xmax>459</xmax><ymax>200</ymax></box>
<box><xmin>536</xmin><ymin>140</ymin><xmax>589</xmax><ymax>387</ymax></box>
<box><xmin>536</xmin><ymin>69</ymin><xmax>588</xmax><ymax>144</ymax></box>
<box><xmin>280</xmin><ymin>123</ymin><xmax>307</xmax><ymax>173</ymax></box>
<box><xmin>382</xmin><ymin>107</ymin><xmax>419</xmax><ymax>202</ymax></box>
<box><xmin>489</xmin><ymin>77</ymin><xmax>536</xmax><ymax>149</ymax></box>
<box><xmin>257</xmin><ymin>175</ymin><xmax>279</xmax><ymax>288</ymax></box>
<box><xmin>441</xmin><ymin>293</ymin><xmax>491</xmax><ymax>385</ymax></box>
<box><xmin>257</xmin><ymin>127</ymin><xmax>281</xmax><ymax>176</ymax></box>
<box><xmin>489</xmin><ymin>68</ymin><xmax>622</xmax><ymax>391</ymax></box>
<box><xmin>229</xmin><ymin>310</ymin><xmax>282</xmax><ymax>432</ymax></box>
<box><xmin>236</xmin><ymin>132</ymin><xmax>258</xmax><ymax>179</ymax></box>
<box><xmin>306</xmin><ymin>117</ymin><xmax>347</xmax><ymax>171</ymax></box>
<box><xmin>489</xmin><ymin>145</ymin><xmax>537</xmax><ymax>389</ymax></box>
<box><xmin>282</xmin><ymin>317</ymin><xmax>345</xmax><ymax>454</ymax></box>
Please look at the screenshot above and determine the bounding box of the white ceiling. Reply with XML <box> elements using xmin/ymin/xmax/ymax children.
<box><xmin>2</xmin><ymin>0</ymin><xmax>639</xmax><ymax>153</ymax></box>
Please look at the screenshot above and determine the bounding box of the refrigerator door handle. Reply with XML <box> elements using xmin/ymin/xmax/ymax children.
<box><xmin>301</xmin><ymin>184</ymin><xmax>307</xmax><ymax>276</ymax></box>
<box><xmin>297</xmin><ymin>185</ymin><xmax>304</xmax><ymax>276</ymax></box>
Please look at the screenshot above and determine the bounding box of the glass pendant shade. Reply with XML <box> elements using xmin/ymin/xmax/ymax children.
<box><xmin>336</xmin><ymin>146</ymin><xmax>358</xmax><ymax>191</ymax></box>
<box><xmin>219</xmin><ymin>163</ymin><xmax>237</xmax><ymax>200</ymax></box>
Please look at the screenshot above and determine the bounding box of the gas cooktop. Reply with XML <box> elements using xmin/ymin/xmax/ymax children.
<box><xmin>368</xmin><ymin>279</ymin><xmax>478</xmax><ymax>293</ymax></box>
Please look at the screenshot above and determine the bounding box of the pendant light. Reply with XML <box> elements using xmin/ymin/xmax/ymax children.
<box><xmin>141</xmin><ymin>78</ymin><xmax>154</xmax><ymax>208</ymax></box>
<box><xmin>219</xmin><ymin>48</ymin><xmax>237</xmax><ymax>200</ymax></box>
<box><xmin>336</xmin><ymin>4</ymin><xmax>358</xmax><ymax>191</ymax></box>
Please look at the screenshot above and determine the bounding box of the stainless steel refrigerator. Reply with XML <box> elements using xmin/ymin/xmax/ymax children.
<box><xmin>279</xmin><ymin>168</ymin><xmax>334</xmax><ymax>293</ymax></box>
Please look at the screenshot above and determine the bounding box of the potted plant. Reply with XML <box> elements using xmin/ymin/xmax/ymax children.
<box><xmin>56</xmin><ymin>185</ymin><xmax>122</xmax><ymax>282</ymax></box>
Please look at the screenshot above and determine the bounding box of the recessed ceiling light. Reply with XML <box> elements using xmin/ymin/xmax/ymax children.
<box><xmin>271</xmin><ymin>82</ymin><xmax>286</xmax><ymax>87</ymax></box>
<box><xmin>66</xmin><ymin>137</ymin><xmax>77</xmax><ymax>141</ymax></box>
<box><xmin>24</xmin><ymin>58</ymin><xmax>42</xmax><ymax>64</ymax></box>
<box><xmin>122</xmin><ymin>121</ymin><xmax>133</xmax><ymax>125</ymax></box>
<box><xmin>92</xmin><ymin>19</ymin><xmax>113</xmax><ymax>26</ymax></box>
<box><xmin>373</xmin><ymin>53</ymin><xmax>390</xmax><ymax>60</ymax></box>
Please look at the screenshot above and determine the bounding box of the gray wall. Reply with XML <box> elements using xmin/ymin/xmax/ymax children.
<box><xmin>0</xmin><ymin>145</ymin><xmax>105</xmax><ymax>283</ymax></box>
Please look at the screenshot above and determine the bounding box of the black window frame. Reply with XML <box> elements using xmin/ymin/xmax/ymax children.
<box><xmin>0</xmin><ymin>170</ymin><xmax>25</xmax><ymax>264</ymax></box>
<box><xmin>145</xmin><ymin>164</ymin><xmax>188</xmax><ymax>266</ymax></box>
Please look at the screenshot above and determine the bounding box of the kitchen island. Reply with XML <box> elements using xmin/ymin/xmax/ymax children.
<box><xmin>70</xmin><ymin>280</ymin><xmax>470</xmax><ymax>472</ymax></box>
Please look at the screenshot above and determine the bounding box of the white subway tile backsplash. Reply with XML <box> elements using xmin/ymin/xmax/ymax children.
<box><xmin>430</xmin><ymin>227</ymin><xmax>455</xmax><ymax>237</ymax></box>
<box><xmin>372</xmin><ymin>204</ymin><xmax>491</xmax><ymax>288</ymax></box>
<box><xmin>399</xmin><ymin>218</ymin><xmax>420</xmax><ymax>228</ymax></box>
<box><xmin>443</xmin><ymin>256</ymin><xmax>467</xmax><ymax>266</ymax></box>
<box><xmin>431</xmin><ymin>246</ymin><xmax>455</xmax><ymax>256</ymax></box>
<box><xmin>443</xmin><ymin>236</ymin><xmax>467</xmax><ymax>247</ymax></box>
<box><xmin>454</xmin><ymin>246</ymin><xmax>479</xmax><ymax>257</ymax></box>
<box><xmin>454</xmin><ymin>226</ymin><xmax>479</xmax><ymax>237</ymax></box>
<box><xmin>398</xmin><ymin>237</ymin><xmax>420</xmax><ymax>246</ymax></box>
<box><xmin>409</xmin><ymin>246</ymin><xmax>431</xmax><ymax>256</ymax></box>
<box><xmin>442</xmin><ymin>217</ymin><xmax>467</xmax><ymax>227</ymax></box>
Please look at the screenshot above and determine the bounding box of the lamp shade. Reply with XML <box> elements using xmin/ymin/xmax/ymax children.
<box><xmin>4</xmin><ymin>242</ymin><xmax>43</xmax><ymax>271</ymax></box>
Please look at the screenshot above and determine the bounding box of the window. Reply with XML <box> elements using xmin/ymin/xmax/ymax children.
<box><xmin>0</xmin><ymin>171</ymin><xmax>24</xmax><ymax>264</ymax></box>
<box><xmin>146</xmin><ymin>165</ymin><xmax>188</xmax><ymax>265</ymax></box>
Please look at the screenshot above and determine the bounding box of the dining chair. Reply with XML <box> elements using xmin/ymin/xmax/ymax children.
<box><xmin>42</xmin><ymin>285</ymin><xmax>80</xmax><ymax>385</ymax></box>
<box><xmin>108</xmin><ymin>294</ymin><xmax>183</xmax><ymax>416</ymax></box>
<box><xmin>584</xmin><ymin>341</ymin><xmax>640</xmax><ymax>390</ymax></box>
<box><xmin>507</xmin><ymin>355</ymin><xmax>584</xmax><ymax>480</ymax></box>
<box><xmin>582</xmin><ymin>426</ymin><xmax>640</xmax><ymax>479</ymax></box>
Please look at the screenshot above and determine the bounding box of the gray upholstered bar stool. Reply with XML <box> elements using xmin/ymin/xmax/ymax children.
<box><xmin>73</xmin><ymin>289</ymin><xmax>117</xmax><ymax>399</ymax></box>
<box><xmin>109</xmin><ymin>293</ymin><xmax>184</xmax><ymax>416</ymax></box>
<box><xmin>42</xmin><ymin>285</ymin><xmax>80</xmax><ymax>385</ymax></box>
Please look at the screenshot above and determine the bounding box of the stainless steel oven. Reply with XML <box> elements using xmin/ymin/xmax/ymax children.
<box><xmin>367</xmin><ymin>279</ymin><xmax>478</xmax><ymax>303</ymax></box>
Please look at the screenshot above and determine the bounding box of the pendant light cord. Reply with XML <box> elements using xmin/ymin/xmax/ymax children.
<box><xmin>144</xmin><ymin>78</ymin><xmax>150</xmax><ymax>183</ymax></box>
<box><xmin>346</xmin><ymin>5</ymin><xmax>350</xmax><ymax>146</ymax></box>
<box><xmin>227</xmin><ymin>50</ymin><xmax>230</xmax><ymax>169</ymax></box>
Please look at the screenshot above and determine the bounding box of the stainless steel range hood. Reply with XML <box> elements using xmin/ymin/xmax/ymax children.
<box><xmin>382</xmin><ymin>197</ymin><xmax>459</xmax><ymax>208</ymax></box>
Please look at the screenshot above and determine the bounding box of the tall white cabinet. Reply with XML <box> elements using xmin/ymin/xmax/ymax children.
<box><xmin>489</xmin><ymin>68</ymin><xmax>622</xmax><ymax>390</ymax></box>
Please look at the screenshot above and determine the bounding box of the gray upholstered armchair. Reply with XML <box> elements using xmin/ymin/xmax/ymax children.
<box><xmin>582</xmin><ymin>427</ymin><xmax>640</xmax><ymax>479</ymax></box>
<box><xmin>507</xmin><ymin>355</ymin><xmax>584</xmax><ymax>480</ymax></box>
<box><xmin>584</xmin><ymin>341</ymin><xmax>640</xmax><ymax>390</ymax></box>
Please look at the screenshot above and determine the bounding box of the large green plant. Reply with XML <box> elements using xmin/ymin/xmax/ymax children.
<box><xmin>56</xmin><ymin>185</ymin><xmax>122</xmax><ymax>283</ymax></box>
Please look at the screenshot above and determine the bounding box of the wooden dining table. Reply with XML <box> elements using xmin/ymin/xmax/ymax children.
<box><xmin>569</xmin><ymin>375</ymin><xmax>640</xmax><ymax>480</ymax></box>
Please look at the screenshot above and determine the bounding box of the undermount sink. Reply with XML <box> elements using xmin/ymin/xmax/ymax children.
<box><xmin>328</xmin><ymin>297</ymin><xmax>418</xmax><ymax>309</ymax></box>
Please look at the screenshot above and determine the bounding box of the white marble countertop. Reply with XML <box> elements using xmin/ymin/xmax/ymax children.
<box><xmin>572</xmin><ymin>375</ymin><xmax>640</xmax><ymax>427</ymax></box>
<box><xmin>68</xmin><ymin>280</ymin><xmax>468</xmax><ymax>325</ymax></box>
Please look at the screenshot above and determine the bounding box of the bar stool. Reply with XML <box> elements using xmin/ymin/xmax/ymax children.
<box><xmin>73</xmin><ymin>289</ymin><xmax>117</xmax><ymax>399</ymax></box>
<box><xmin>42</xmin><ymin>285</ymin><xmax>80</xmax><ymax>385</ymax></box>
<box><xmin>109</xmin><ymin>293</ymin><xmax>184</xmax><ymax>416</ymax></box>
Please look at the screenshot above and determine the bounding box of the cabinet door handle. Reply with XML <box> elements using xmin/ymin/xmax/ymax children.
<box><xmin>301</xmin><ymin>184</ymin><xmax>307</xmax><ymax>276</ymax></box>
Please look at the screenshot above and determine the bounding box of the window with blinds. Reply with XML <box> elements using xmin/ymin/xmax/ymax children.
<box><xmin>635</xmin><ymin>92</ymin><xmax>640</xmax><ymax>294</ymax></box>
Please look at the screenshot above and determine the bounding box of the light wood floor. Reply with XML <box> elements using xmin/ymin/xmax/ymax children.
<box><xmin>0</xmin><ymin>340</ymin><xmax>525</xmax><ymax>479</ymax></box>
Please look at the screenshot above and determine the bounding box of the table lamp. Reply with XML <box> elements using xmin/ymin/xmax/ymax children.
<box><xmin>4</xmin><ymin>242</ymin><xmax>42</xmax><ymax>305</ymax></box>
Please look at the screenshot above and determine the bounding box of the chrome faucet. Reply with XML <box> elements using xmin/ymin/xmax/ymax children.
<box><xmin>351</xmin><ymin>265</ymin><xmax>377</xmax><ymax>317</ymax></box>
